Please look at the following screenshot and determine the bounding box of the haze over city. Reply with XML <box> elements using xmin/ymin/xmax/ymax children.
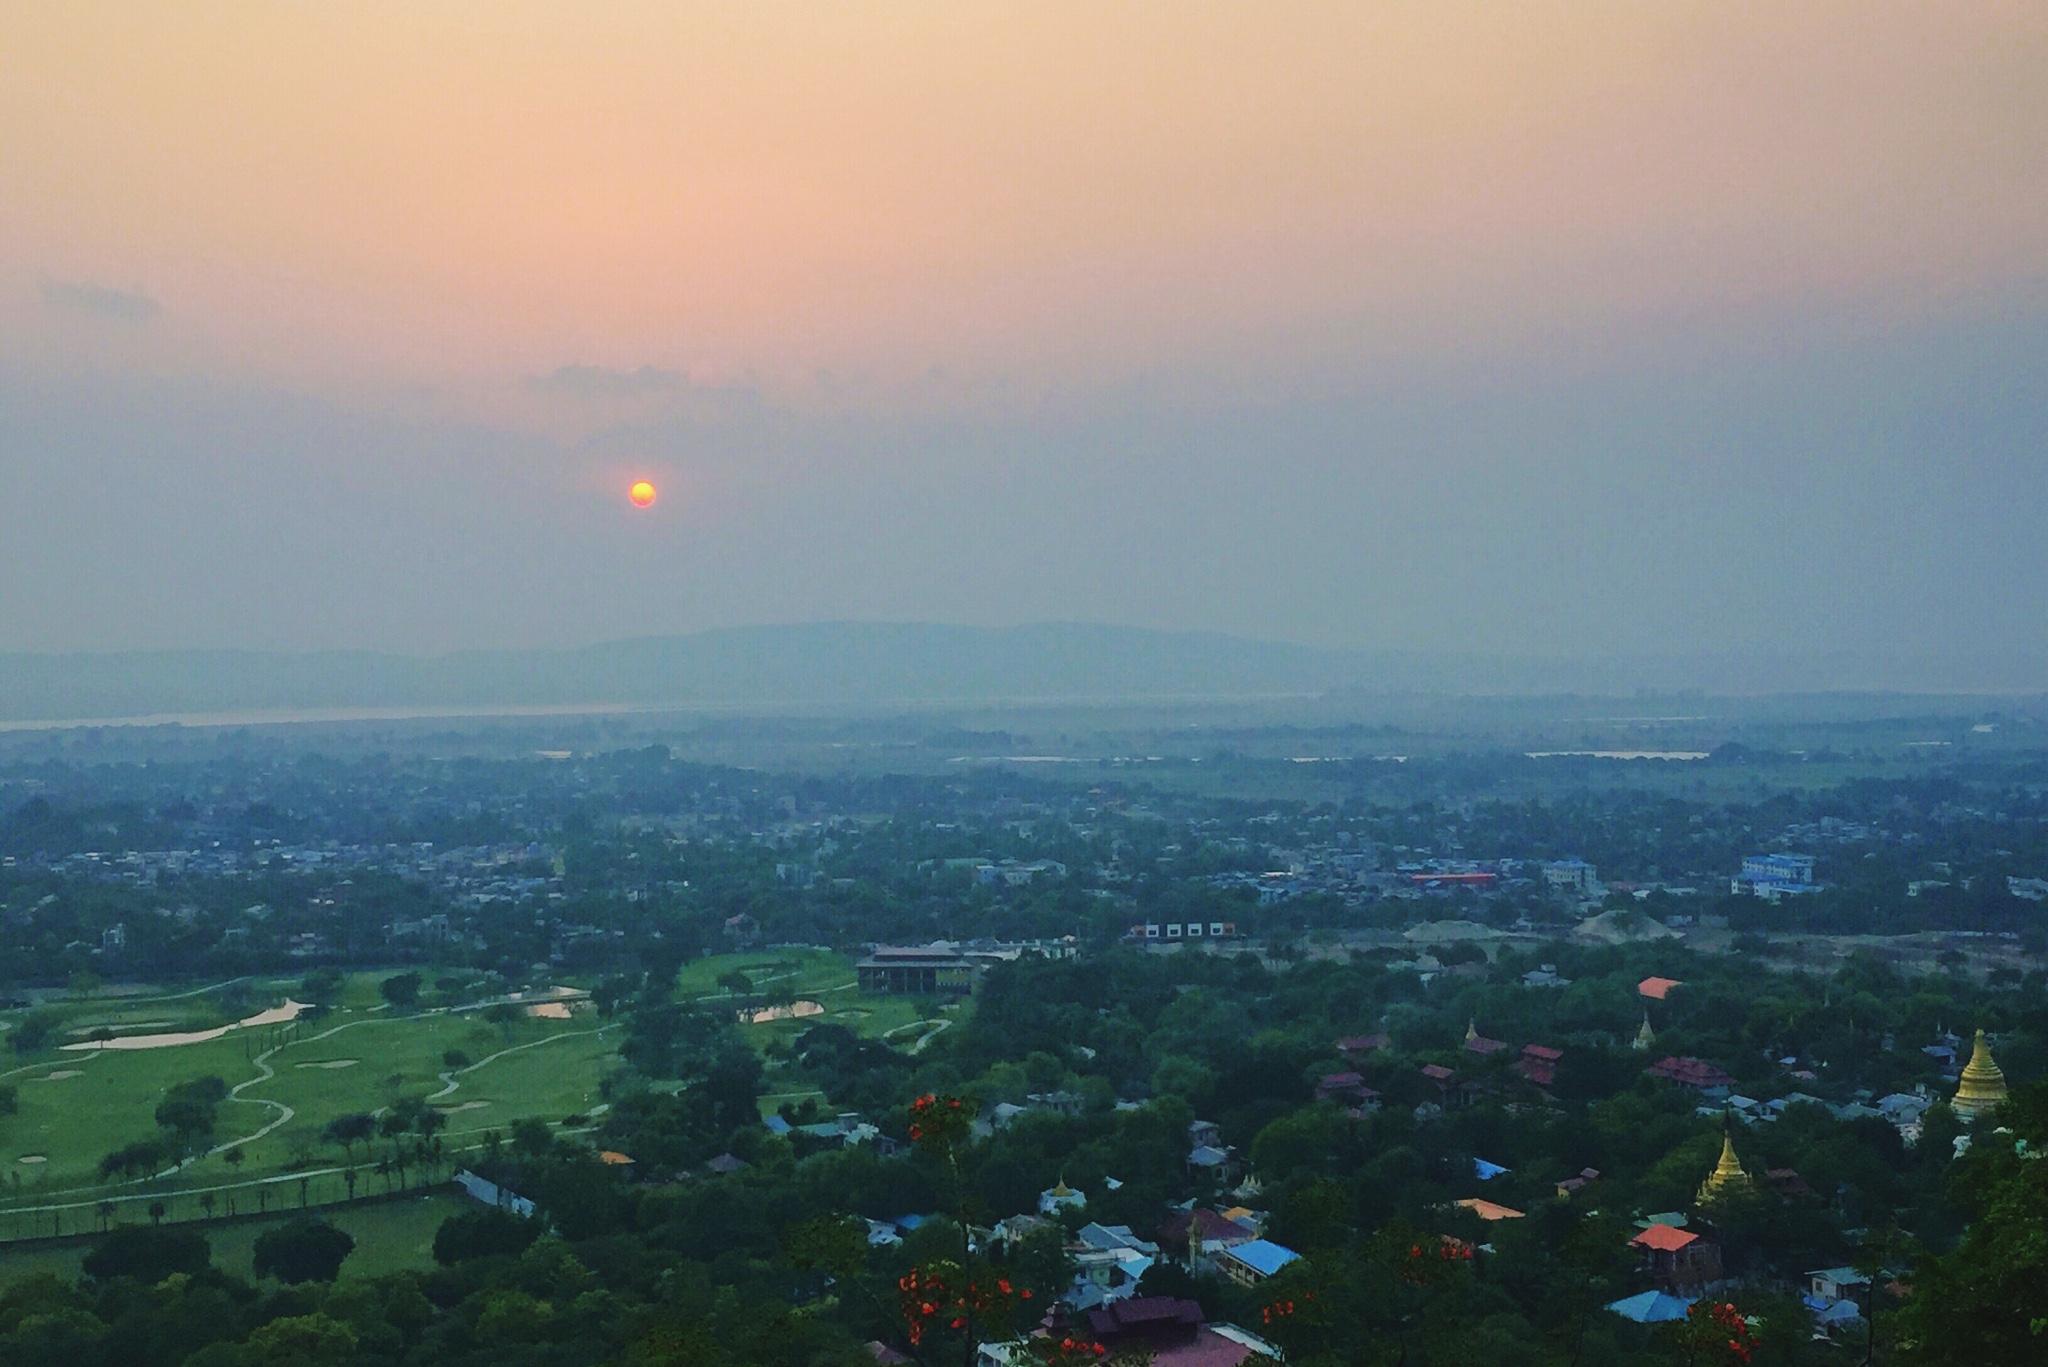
<box><xmin>4</xmin><ymin>3</ymin><xmax>2045</xmax><ymax>681</ymax></box>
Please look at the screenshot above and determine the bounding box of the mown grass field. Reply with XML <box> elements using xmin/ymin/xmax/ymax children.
<box><xmin>0</xmin><ymin>1189</ymin><xmax>469</xmax><ymax>1283</ymax></box>
<box><xmin>0</xmin><ymin>950</ymin><xmax>953</xmax><ymax>1225</ymax></box>
<box><xmin>0</xmin><ymin>974</ymin><xmax>617</xmax><ymax>1221</ymax></box>
<box><xmin>676</xmin><ymin>947</ymin><xmax>964</xmax><ymax>1113</ymax></box>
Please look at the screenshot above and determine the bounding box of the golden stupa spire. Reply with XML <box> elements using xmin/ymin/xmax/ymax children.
<box><xmin>1696</xmin><ymin>1121</ymin><xmax>1755</xmax><ymax>1208</ymax></box>
<box><xmin>1466</xmin><ymin>1019</ymin><xmax>1480</xmax><ymax>1043</ymax></box>
<box><xmin>1634</xmin><ymin>1011</ymin><xmax>1656</xmax><ymax>1051</ymax></box>
<box><xmin>1953</xmin><ymin>1029</ymin><xmax>2009</xmax><ymax>1123</ymax></box>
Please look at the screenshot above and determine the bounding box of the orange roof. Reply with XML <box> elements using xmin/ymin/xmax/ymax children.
<box><xmin>598</xmin><ymin>1150</ymin><xmax>636</xmax><ymax>1166</ymax></box>
<box><xmin>1453</xmin><ymin>1198</ymin><xmax>1525</xmax><ymax>1221</ymax></box>
<box><xmin>1630</xmin><ymin>1223</ymin><xmax>1698</xmax><ymax>1251</ymax></box>
<box><xmin>1638</xmin><ymin>977</ymin><xmax>1683</xmax><ymax>1000</ymax></box>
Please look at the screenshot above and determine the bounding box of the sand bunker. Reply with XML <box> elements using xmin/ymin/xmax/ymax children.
<box><xmin>17</xmin><ymin>1155</ymin><xmax>46</xmax><ymax>1164</ymax></box>
<box><xmin>525</xmin><ymin>1003</ymin><xmax>573</xmax><ymax>1019</ymax></box>
<box><xmin>61</xmin><ymin>999</ymin><xmax>311</xmax><ymax>1051</ymax></box>
<box><xmin>446</xmin><ymin>1100</ymin><xmax>491</xmax><ymax>1112</ymax></box>
<box><xmin>36</xmin><ymin>1070</ymin><xmax>83</xmax><ymax>1081</ymax></box>
<box><xmin>741</xmin><ymin>1000</ymin><xmax>826</xmax><ymax>1025</ymax></box>
<box><xmin>296</xmin><ymin>1059</ymin><xmax>359</xmax><ymax>1069</ymax></box>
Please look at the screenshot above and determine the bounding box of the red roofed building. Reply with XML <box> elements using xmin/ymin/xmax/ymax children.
<box><xmin>1462</xmin><ymin>1021</ymin><xmax>1509</xmax><ymax>1056</ymax></box>
<box><xmin>1649</xmin><ymin>1056</ymin><xmax>1735</xmax><ymax>1089</ymax></box>
<box><xmin>1638</xmin><ymin>976</ymin><xmax>1683</xmax><ymax>1000</ymax></box>
<box><xmin>1075</xmin><ymin>1298</ymin><xmax>1278</xmax><ymax>1367</ymax></box>
<box><xmin>1516</xmin><ymin>1044</ymin><xmax>1563</xmax><ymax>1088</ymax></box>
<box><xmin>1314</xmin><ymin>1071</ymin><xmax>1379</xmax><ymax>1106</ymax></box>
<box><xmin>1335</xmin><ymin>1033</ymin><xmax>1390</xmax><ymax>1056</ymax></box>
<box><xmin>1629</xmin><ymin>1223</ymin><xmax>1723</xmax><ymax>1294</ymax></box>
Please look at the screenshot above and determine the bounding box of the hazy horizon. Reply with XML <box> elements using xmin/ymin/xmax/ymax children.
<box><xmin>5</xmin><ymin>5</ymin><xmax>2046</xmax><ymax>666</ymax></box>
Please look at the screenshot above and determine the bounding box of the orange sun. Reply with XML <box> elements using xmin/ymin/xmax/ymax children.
<box><xmin>628</xmin><ymin>480</ymin><xmax>657</xmax><ymax>508</ymax></box>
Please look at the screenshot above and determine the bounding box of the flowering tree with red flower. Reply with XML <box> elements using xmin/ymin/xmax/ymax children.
<box><xmin>896</xmin><ymin>1093</ymin><xmax>1042</xmax><ymax>1367</ymax></box>
<box><xmin>1662</xmin><ymin>1299</ymin><xmax>1762</xmax><ymax>1366</ymax></box>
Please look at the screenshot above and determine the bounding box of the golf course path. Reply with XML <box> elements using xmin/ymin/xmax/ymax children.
<box><xmin>427</xmin><ymin>1025</ymin><xmax>616</xmax><ymax>1105</ymax></box>
<box><xmin>214</xmin><ymin>1043</ymin><xmax>295</xmax><ymax>1153</ymax></box>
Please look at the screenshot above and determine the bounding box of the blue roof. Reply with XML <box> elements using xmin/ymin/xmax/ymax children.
<box><xmin>1229</xmin><ymin>1239</ymin><xmax>1302</xmax><ymax>1277</ymax></box>
<box><xmin>1474</xmin><ymin>1158</ymin><xmax>1510</xmax><ymax>1180</ymax></box>
<box><xmin>1607</xmin><ymin>1291</ymin><xmax>1695</xmax><ymax>1323</ymax></box>
<box><xmin>763</xmin><ymin>1115</ymin><xmax>792</xmax><ymax>1135</ymax></box>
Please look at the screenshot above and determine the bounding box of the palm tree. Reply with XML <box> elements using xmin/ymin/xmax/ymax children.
<box><xmin>200</xmin><ymin>1192</ymin><xmax>216</xmax><ymax>1221</ymax></box>
<box><xmin>96</xmin><ymin>1200</ymin><xmax>115</xmax><ymax>1232</ymax></box>
<box><xmin>148</xmin><ymin>1200</ymin><xmax>166</xmax><ymax>1226</ymax></box>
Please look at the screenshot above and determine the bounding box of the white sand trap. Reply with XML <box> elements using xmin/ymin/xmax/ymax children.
<box><xmin>447</xmin><ymin>1100</ymin><xmax>491</xmax><ymax>1112</ymax></box>
<box><xmin>525</xmin><ymin>1003</ymin><xmax>573</xmax><ymax>1019</ymax></box>
<box><xmin>742</xmin><ymin>1000</ymin><xmax>826</xmax><ymax>1025</ymax></box>
<box><xmin>17</xmin><ymin>1155</ymin><xmax>46</xmax><ymax>1164</ymax></box>
<box><xmin>37</xmin><ymin>1070</ymin><xmax>83</xmax><ymax>1081</ymax></box>
<box><xmin>60</xmin><ymin>999</ymin><xmax>312</xmax><ymax>1052</ymax></box>
<box><xmin>296</xmin><ymin>1059</ymin><xmax>359</xmax><ymax>1069</ymax></box>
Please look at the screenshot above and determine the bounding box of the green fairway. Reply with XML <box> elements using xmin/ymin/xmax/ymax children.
<box><xmin>0</xmin><ymin>974</ymin><xmax>618</xmax><ymax>1227</ymax></box>
<box><xmin>678</xmin><ymin>947</ymin><xmax>958</xmax><ymax>1051</ymax></box>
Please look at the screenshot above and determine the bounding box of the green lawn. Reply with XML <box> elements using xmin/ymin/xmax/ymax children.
<box><xmin>676</xmin><ymin>948</ymin><xmax>966</xmax><ymax>1117</ymax></box>
<box><xmin>0</xmin><ymin>975</ymin><xmax>618</xmax><ymax>1222</ymax></box>
<box><xmin>0</xmin><ymin>1190</ymin><xmax>470</xmax><ymax>1284</ymax></box>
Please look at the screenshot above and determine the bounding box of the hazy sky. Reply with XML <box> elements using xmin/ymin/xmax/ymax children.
<box><xmin>3</xmin><ymin>3</ymin><xmax>2046</xmax><ymax>661</ymax></box>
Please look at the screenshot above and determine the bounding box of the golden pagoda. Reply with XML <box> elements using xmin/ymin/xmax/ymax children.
<box><xmin>1952</xmin><ymin>1029</ymin><xmax>2009</xmax><ymax>1123</ymax></box>
<box><xmin>1696</xmin><ymin>1127</ymin><xmax>1755</xmax><ymax>1208</ymax></box>
<box><xmin>1634</xmin><ymin>1012</ymin><xmax>1656</xmax><ymax>1051</ymax></box>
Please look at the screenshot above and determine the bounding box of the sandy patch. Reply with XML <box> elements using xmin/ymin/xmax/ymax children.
<box><xmin>296</xmin><ymin>1059</ymin><xmax>359</xmax><ymax>1070</ymax></box>
<box><xmin>741</xmin><ymin>1000</ymin><xmax>825</xmax><ymax>1025</ymax></box>
<box><xmin>60</xmin><ymin>999</ymin><xmax>312</xmax><ymax>1052</ymax></box>
<box><xmin>446</xmin><ymin>1100</ymin><xmax>491</xmax><ymax>1112</ymax></box>
<box><xmin>16</xmin><ymin>1155</ymin><xmax>45</xmax><ymax>1164</ymax></box>
<box><xmin>68</xmin><ymin>1020</ymin><xmax>176</xmax><ymax>1036</ymax></box>
<box><xmin>36</xmin><ymin>1070</ymin><xmax>84</xmax><ymax>1081</ymax></box>
<box><xmin>525</xmin><ymin>1003</ymin><xmax>573</xmax><ymax>1019</ymax></box>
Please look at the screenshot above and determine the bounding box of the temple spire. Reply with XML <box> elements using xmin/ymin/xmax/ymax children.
<box><xmin>1953</xmin><ymin>1029</ymin><xmax>2009</xmax><ymax>1123</ymax></box>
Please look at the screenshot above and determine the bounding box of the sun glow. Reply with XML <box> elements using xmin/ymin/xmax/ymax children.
<box><xmin>628</xmin><ymin>480</ymin><xmax>657</xmax><ymax>509</ymax></box>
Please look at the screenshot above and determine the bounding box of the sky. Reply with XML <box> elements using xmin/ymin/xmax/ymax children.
<box><xmin>2</xmin><ymin>3</ymin><xmax>2046</xmax><ymax>666</ymax></box>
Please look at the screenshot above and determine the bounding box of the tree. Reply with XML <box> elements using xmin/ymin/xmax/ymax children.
<box><xmin>81</xmin><ymin>1225</ymin><xmax>210</xmax><ymax>1283</ymax></box>
<box><xmin>9</xmin><ymin>1010</ymin><xmax>58</xmax><ymax>1054</ymax></box>
<box><xmin>252</xmin><ymin>1218</ymin><xmax>355</xmax><ymax>1283</ymax></box>
<box><xmin>300</xmin><ymin>966</ymin><xmax>345</xmax><ymax>1005</ymax></box>
<box><xmin>323</xmin><ymin>1111</ymin><xmax>377</xmax><ymax>1161</ymax></box>
<box><xmin>380</xmin><ymin>972</ymin><xmax>423</xmax><ymax>1010</ymax></box>
<box><xmin>433</xmin><ymin>1206</ymin><xmax>541</xmax><ymax>1265</ymax></box>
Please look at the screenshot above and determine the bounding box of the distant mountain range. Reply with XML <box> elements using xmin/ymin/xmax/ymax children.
<box><xmin>0</xmin><ymin>623</ymin><xmax>2042</xmax><ymax>723</ymax></box>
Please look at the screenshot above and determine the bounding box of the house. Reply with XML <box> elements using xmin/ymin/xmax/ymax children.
<box><xmin>1808</xmin><ymin>1267</ymin><xmax>1870</xmax><ymax>1304</ymax></box>
<box><xmin>1638</xmin><ymin>976</ymin><xmax>1683</xmax><ymax>1001</ymax></box>
<box><xmin>1219</xmin><ymin>1239</ymin><xmax>1301</xmax><ymax>1286</ymax></box>
<box><xmin>1074</xmin><ymin>1297</ymin><xmax>1284</xmax><ymax>1367</ymax></box>
<box><xmin>1314</xmin><ymin>1071</ymin><xmax>1378</xmax><ymax>1106</ymax></box>
<box><xmin>1555</xmin><ymin>1167</ymin><xmax>1600</xmax><ymax>1198</ymax></box>
<box><xmin>1157</xmin><ymin>1209</ymin><xmax>1258</xmax><ymax>1266</ymax></box>
<box><xmin>1462</xmin><ymin>1021</ymin><xmax>1509</xmax><ymax>1056</ymax></box>
<box><xmin>1733</xmin><ymin>853</ymin><xmax>1817</xmax><ymax>900</ymax></box>
<box><xmin>1630</xmin><ymin>1223</ymin><xmax>1724</xmax><ymax>1295</ymax></box>
<box><xmin>1607</xmin><ymin>1291</ymin><xmax>1696</xmax><ymax>1324</ymax></box>
<box><xmin>1767</xmin><ymin>1168</ymin><xmax>1813</xmax><ymax>1201</ymax></box>
<box><xmin>1335</xmin><ymin>1033</ymin><xmax>1390</xmax><ymax>1057</ymax></box>
<box><xmin>1521</xmin><ymin>964</ymin><xmax>1572</xmax><ymax>988</ymax></box>
<box><xmin>1188</xmin><ymin>1120</ymin><xmax>1224</xmax><ymax>1151</ymax></box>
<box><xmin>454</xmin><ymin>1169</ymin><xmax>536</xmax><ymax>1218</ymax></box>
<box><xmin>1473</xmin><ymin>1158</ymin><xmax>1511</xmax><ymax>1182</ymax></box>
<box><xmin>1543</xmin><ymin>859</ymin><xmax>1598</xmax><ymax>893</ymax></box>
<box><xmin>1649</xmin><ymin>1056</ymin><xmax>1736</xmax><ymax>1090</ymax></box>
<box><xmin>1066</xmin><ymin>1224</ymin><xmax>1158</xmax><ymax>1310</ymax></box>
<box><xmin>1452</xmin><ymin>1198</ymin><xmax>1524</xmax><ymax>1222</ymax></box>
<box><xmin>704</xmin><ymin>1152</ymin><xmax>748</xmax><ymax>1175</ymax></box>
<box><xmin>856</xmin><ymin>943</ymin><xmax>980</xmax><ymax>995</ymax></box>
<box><xmin>1516</xmin><ymin>1044</ymin><xmax>1563</xmax><ymax>1088</ymax></box>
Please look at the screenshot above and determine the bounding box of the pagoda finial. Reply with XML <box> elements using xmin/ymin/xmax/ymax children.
<box><xmin>1953</xmin><ymin>1029</ymin><xmax>2009</xmax><ymax>1123</ymax></box>
<box><xmin>1696</xmin><ymin>1116</ymin><xmax>1755</xmax><ymax>1208</ymax></box>
<box><xmin>1633</xmin><ymin>1011</ymin><xmax>1656</xmax><ymax>1051</ymax></box>
<box><xmin>1466</xmin><ymin>1018</ymin><xmax>1479</xmax><ymax>1043</ymax></box>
